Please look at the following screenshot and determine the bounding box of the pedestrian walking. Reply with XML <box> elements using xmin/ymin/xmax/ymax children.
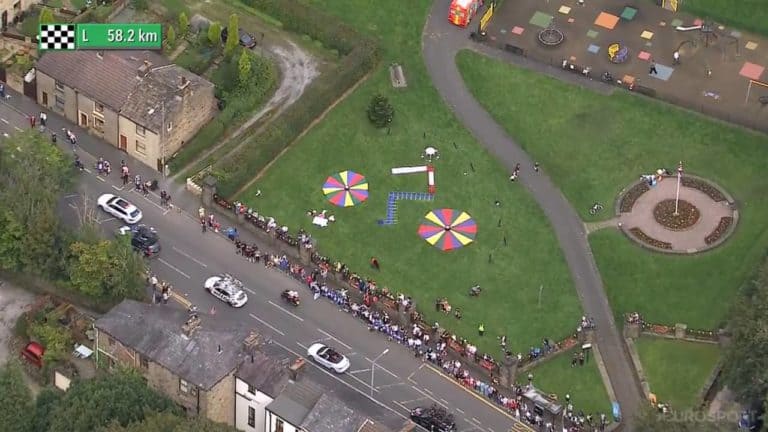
<box><xmin>29</xmin><ymin>115</ymin><xmax>36</xmax><ymax>128</ymax></box>
<box><xmin>201</xmin><ymin>219</ymin><xmax>207</xmax><ymax>233</ymax></box>
<box><xmin>672</xmin><ymin>50</ymin><xmax>680</xmax><ymax>65</ymax></box>
<box><xmin>649</xmin><ymin>60</ymin><xmax>658</xmax><ymax>75</ymax></box>
<box><xmin>534</xmin><ymin>162</ymin><xmax>540</xmax><ymax>172</ymax></box>
<box><xmin>0</xmin><ymin>83</ymin><xmax>5</xmax><ymax>98</ymax></box>
<box><xmin>478</xmin><ymin>323</ymin><xmax>485</xmax><ymax>336</ymax></box>
<box><xmin>39</xmin><ymin>112</ymin><xmax>47</xmax><ymax>127</ymax></box>
<box><xmin>370</xmin><ymin>257</ymin><xmax>380</xmax><ymax>270</ymax></box>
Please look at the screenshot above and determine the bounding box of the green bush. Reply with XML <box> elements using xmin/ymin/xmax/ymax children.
<box><xmin>168</xmin><ymin>51</ymin><xmax>278</xmax><ymax>173</ymax></box>
<box><xmin>174</xmin><ymin>45</ymin><xmax>217</xmax><ymax>75</ymax></box>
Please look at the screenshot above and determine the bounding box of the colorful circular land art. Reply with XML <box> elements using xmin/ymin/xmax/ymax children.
<box><xmin>322</xmin><ymin>171</ymin><xmax>369</xmax><ymax>207</ymax></box>
<box><xmin>418</xmin><ymin>209</ymin><xmax>478</xmax><ymax>251</ymax></box>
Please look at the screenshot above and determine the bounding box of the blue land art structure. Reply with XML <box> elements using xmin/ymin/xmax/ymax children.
<box><xmin>377</xmin><ymin>191</ymin><xmax>435</xmax><ymax>225</ymax></box>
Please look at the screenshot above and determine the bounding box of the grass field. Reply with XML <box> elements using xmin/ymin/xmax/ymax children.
<box><xmin>526</xmin><ymin>349</ymin><xmax>612</xmax><ymax>415</ymax></box>
<box><xmin>456</xmin><ymin>50</ymin><xmax>768</xmax><ymax>328</ymax></box>
<box><xmin>237</xmin><ymin>0</ymin><xmax>580</xmax><ymax>355</ymax></box>
<box><xmin>682</xmin><ymin>0</ymin><xmax>768</xmax><ymax>36</ymax></box>
<box><xmin>635</xmin><ymin>337</ymin><xmax>720</xmax><ymax>409</ymax></box>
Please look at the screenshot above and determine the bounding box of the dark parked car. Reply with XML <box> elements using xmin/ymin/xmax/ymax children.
<box><xmin>410</xmin><ymin>405</ymin><xmax>456</xmax><ymax>432</ymax></box>
<box><xmin>220</xmin><ymin>27</ymin><xmax>256</xmax><ymax>48</ymax></box>
<box><xmin>119</xmin><ymin>225</ymin><xmax>160</xmax><ymax>257</ymax></box>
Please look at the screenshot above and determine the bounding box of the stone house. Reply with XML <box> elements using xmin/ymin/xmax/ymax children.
<box><xmin>0</xmin><ymin>0</ymin><xmax>32</xmax><ymax>29</ymax></box>
<box><xmin>93</xmin><ymin>300</ymin><xmax>258</xmax><ymax>424</ymax></box>
<box><xmin>35</xmin><ymin>50</ymin><xmax>216</xmax><ymax>172</ymax></box>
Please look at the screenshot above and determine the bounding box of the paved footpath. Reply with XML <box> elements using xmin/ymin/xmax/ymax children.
<box><xmin>422</xmin><ymin>0</ymin><xmax>644</xmax><ymax>426</ymax></box>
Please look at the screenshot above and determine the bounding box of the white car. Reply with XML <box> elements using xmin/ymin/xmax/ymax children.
<box><xmin>204</xmin><ymin>274</ymin><xmax>248</xmax><ymax>308</ymax></box>
<box><xmin>307</xmin><ymin>343</ymin><xmax>350</xmax><ymax>373</ymax></box>
<box><xmin>97</xmin><ymin>194</ymin><xmax>143</xmax><ymax>224</ymax></box>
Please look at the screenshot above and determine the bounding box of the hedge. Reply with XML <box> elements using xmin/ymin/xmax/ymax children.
<box><xmin>211</xmin><ymin>1</ymin><xmax>379</xmax><ymax>196</ymax></box>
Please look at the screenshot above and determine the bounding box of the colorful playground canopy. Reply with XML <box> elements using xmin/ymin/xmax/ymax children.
<box><xmin>322</xmin><ymin>170</ymin><xmax>369</xmax><ymax>207</ymax></box>
<box><xmin>417</xmin><ymin>209</ymin><xmax>477</xmax><ymax>251</ymax></box>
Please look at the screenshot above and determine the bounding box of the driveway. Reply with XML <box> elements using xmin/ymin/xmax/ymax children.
<box><xmin>0</xmin><ymin>281</ymin><xmax>35</xmax><ymax>365</ymax></box>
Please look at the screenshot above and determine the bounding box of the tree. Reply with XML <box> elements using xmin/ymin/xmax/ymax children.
<box><xmin>224</xmin><ymin>14</ymin><xmax>239</xmax><ymax>56</ymax></box>
<box><xmin>38</xmin><ymin>7</ymin><xmax>55</xmax><ymax>25</ymax></box>
<box><xmin>367</xmin><ymin>94</ymin><xmax>395</xmax><ymax>128</ymax></box>
<box><xmin>632</xmin><ymin>406</ymin><xmax>731</xmax><ymax>432</ymax></box>
<box><xmin>0</xmin><ymin>362</ymin><xmax>34</xmax><ymax>432</ymax></box>
<box><xmin>66</xmin><ymin>234</ymin><xmax>145</xmax><ymax>300</ymax></box>
<box><xmin>238</xmin><ymin>49</ymin><xmax>252</xmax><ymax>86</ymax></box>
<box><xmin>166</xmin><ymin>25</ymin><xmax>176</xmax><ymax>49</ymax></box>
<box><xmin>131</xmin><ymin>0</ymin><xmax>148</xmax><ymax>11</ymax></box>
<box><xmin>28</xmin><ymin>321</ymin><xmax>73</xmax><ymax>363</ymax></box>
<box><xmin>47</xmin><ymin>371</ymin><xmax>179</xmax><ymax>432</ymax></box>
<box><xmin>31</xmin><ymin>388</ymin><xmax>62</xmax><ymax>432</ymax></box>
<box><xmin>208</xmin><ymin>21</ymin><xmax>221</xmax><ymax>46</ymax></box>
<box><xmin>178</xmin><ymin>12</ymin><xmax>189</xmax><ymax>37</ymax></box>
<box><xmin>102</xmin><ymin>412</ymin><xmax>239</xmax><ymax>432</ymax></box>
<box><xmin>722</xmin><ymin>256</ymin><xmax>768</xmax><ymax>403</ymax></box>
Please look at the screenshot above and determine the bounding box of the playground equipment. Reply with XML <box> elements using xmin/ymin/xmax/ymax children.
<box><xmin>675</xmin><ymin>21</ymin><xmax>740</xmax><ymax>61</ymax></box>
<box><xmin>745</xmin><ymin>79</ymin><xmax>768</xmax><ymax>105</ymax></box>
<box><xmin>390</xmin><ymin>164</ymin><xmax>437</xmax><ymax>194</ymax></box>
<box><xmin>538</xmin><ymin>18</ymin><xmax>565</xmax><ymax>47</ymax></box>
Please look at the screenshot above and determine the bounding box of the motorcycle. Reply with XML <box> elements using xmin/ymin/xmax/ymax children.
<box><xmin>281</xmin><ymin>290</ymin><xmax>300</xmax><ymax>306</ymax></box>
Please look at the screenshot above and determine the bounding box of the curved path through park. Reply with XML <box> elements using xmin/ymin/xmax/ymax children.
<box><xmin>421</xmin><ymin>0</ymin><xmax>643</xmax><ymax>426</ymax></box>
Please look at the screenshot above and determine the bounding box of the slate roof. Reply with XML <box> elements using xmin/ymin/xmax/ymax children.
<box><xmin>36</xmin><ymin>50</ymin><xmax>169</xmax><ymax>111</ymax></box>
<box><xmin>94</xmin><ymin>300</ymin><xmax>251</xmax><ymax>390</ymax></box>
<box><xmin>235</xmin><ymin>345</ymin><xmax>291</xmax><ymax>398</ymax></box>
<box><xmin>36</xmin><ymin>50</ymin><xmax>213</xmax><ymax>133</ymax></box>
<box><xmin>266</xmin><ymin>379</ymin><xmax>369</xmax><ymax>432</ymax></box>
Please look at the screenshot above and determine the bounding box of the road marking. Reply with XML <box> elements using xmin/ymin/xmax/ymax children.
<box><xmin>318</xmin><ymin>329</ymin><xmax>352</xmax><ymax>350</ymax></box>
<box><xmin>472</xmin><ymin>417</ymin><xmax>482</xmax><ymax>425</ymax></box>
<box><xmin>139</xmin><ymin>194</ymin><xmax>165</xmax><ymax>211</ymax></box>
<box><xmin>376</xmin><ymin>382</ymin><xmax>406</xmax><ymax>389</ymax></box>
<box><xmin>407</xmin><ymin>384</ymin><xmax>449</xmax><ymax>410</ymax></box>
<box><xmin>64</xmin><ymin>194</ymin><xmax>80</xmax><ymax>199</ymax></box>
<box><xmin>249</xmin><ymin>313</ymin><xmax>285</xmax><ymax>336</ymax></box>
<box><xmin>172</xmin><ymin>246</ymin><xmax>208</xmax><ymax>268</ymax></box>
<box><xmin>267</xmin><ymin>300</ymin><xmax>304</xmax><ymax>321</ymax></box>
<box><xmin>96</xmin><ymin>176</ymin><xmax>106</xmax><ymax>182</ymax></box>
<box><xmin>365</xmin><ymin>358</ymin><xmax>399</xmax><ymax>379</ymax></box>
<box><xmin>440</xmin><ymin>398</ymin><xmax>449</xmax><ymax>404</ymax></box>
<box><xmin>158</xmin><ymin>258</ymin><xmax>191</xmax><ymax>279</ymax></box>
<box><xmin>14</xmin><ymin>126</ymin><xmax>22</xmax><ymax>131</ymax></box>
<box><xmin>345</xmin><ymin>370</ymin><xmax>380</xmax><ymax>393</ymax></box>
<box><xmin>84</xmin><ymin>168</ymin><xmax>93</xmax><ymax>174</ymax></box>
<box><xmin>486</xmin><ymin>428</ymin><xmax>495</xmax><ymax>432</ymax></box>
<box><xmin>392</xmin><ymin>401</ymin><xmax>410</xmax><ymax>413</ymax></box>
<box><xmin>244</xmin><ymin>287</ymin><xmax>256</xmax><ymax>294</ymax></box>
<box><xmin>1</xmin><ymin>118</ymin><xmax>8</xmax><ymax>123</ymax></box>
<box><xmin>456</xmin><ymin>408</ymin><xmax>465</xmax><ymax>414</ymax></box>
<box><xmin>68</xmin><ymin>203</ymin><xmax>77</xmax><ymax>210</ymax></box>
<box><xmin>97</xmin><ymin>217</ymin><xmax>116</xmax><ymax>224</ymax></box>
<box><xmin>398</xmin><ymin>397</ymin><xmax>427</xmax><ymax>405</ymax></box>
<box><xmin>111</xmin><ymin>185</ymin><xmax>124</xmax><ymax>191</ymax></box>
<box><xmin>423</xmin><ymin>363</ymin><xmax>527</xmax><ymax>426</ymax></box>
<box><xmin>349</xmin><ymin>368</ymin><xmax>371</xmax><ymax>374</ymax></box>
<box><xmin>422</xmin><ymin>387</ymin><xmax>434</xmax><ymax>395</ymax></box>
<box><xmin>296</xmin><ymin>342</ymin><xmax>308</xmax><ymax>349</ymax></box>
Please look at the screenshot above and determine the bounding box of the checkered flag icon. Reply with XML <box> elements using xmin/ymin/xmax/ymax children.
<box><xmin>38</xmin><ymin>24</ymin><xmax>77</xmax><ymax>51</ymax></box>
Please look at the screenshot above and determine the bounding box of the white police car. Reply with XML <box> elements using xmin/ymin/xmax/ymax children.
<box><xmin>204</xmin><ymin>274</ymin><xmax>248</xmax><ymax>307</ymax></box>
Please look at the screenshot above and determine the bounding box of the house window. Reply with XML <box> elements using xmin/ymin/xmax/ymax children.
<box><xmin>140</xmin><ymin>355</ymin><xmax>148</xmax><ymax>369</ymax></box>
<box><xmin>136</xmin><ymin>124</ymin><xmax>146</xmax><ymax>136</ymax></box>
<box><xmin>179</xmin><ymin>379</ymin><xmax>190</xmax><ymax>393</ymax></box>
<box><xmin>54</xmin><ymin>80</ymin><xmax>65</xmax><ymax>92</ymax></box>
<box><xmin>275</xmin><ymin>418</ymin><xmax>284</xmax><ymax>432</ymax></box>
<box><xmin>135</xmin><ymin>140</ymin><xmax>146</xmax><ymax>154</ymax></box>
<box><xmin>247</xmin><ymin>407</ymin><xmax>256</xmax><ymax>427</ymax></box>
<box><xmin>93</xmin><ymin>117</ymin><xmax>104</xmax><ymax>132</ymax></box>
<box><xmin>247</xmin><ymin>384</ymin><xmax>256</xmax><ymax>395</ymax></box>
<box><xmin>54</xmin><ymin>95</ymin><xmax>65</xmax><ymax>110</ymax></box>
<box><xmin>94</xmin><ymin>103</ymin><xmax>104</xmax><ymax>113</ymax></box>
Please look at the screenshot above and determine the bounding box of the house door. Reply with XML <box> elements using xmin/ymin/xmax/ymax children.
<box><xmin>119</xmin><ymin>135</ymin><xmax>127</xmax><ymax>151</ymax></box>
<box><xmin>42</xmin><ymin>92</ymin><xmax>48</xmax><ymax>106</ymax></box>
<box><xmin>79</xmin><ymin>113</ymin><xmax>87</xmax><ymax>127</ymax></box>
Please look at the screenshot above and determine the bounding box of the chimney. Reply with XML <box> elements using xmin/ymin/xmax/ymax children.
<box><xmin>137</xmin><ymin>60</ymin><xmax>152</xmax><ymax>78</ymax></box>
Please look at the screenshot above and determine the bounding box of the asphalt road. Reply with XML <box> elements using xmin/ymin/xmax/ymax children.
<box><xmin>421</xmin><ymin>0</ymin><xmax>643</xmax><ymax>426</ymax></box>
<box><xmin>0</xmin><ymin>95</ymin><xmax>531</xmax><ymax>432</ymax></box>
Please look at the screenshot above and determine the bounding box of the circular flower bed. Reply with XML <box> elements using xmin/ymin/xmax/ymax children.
<box><xmin>619</xmin><ymin>182</ymin><xmax>650</xmax><ymax>213</ymax></box>
<box><xmin>653</xmin><ymin>199</ymin><xmax>701</xmax><ymax>231</ymax></box>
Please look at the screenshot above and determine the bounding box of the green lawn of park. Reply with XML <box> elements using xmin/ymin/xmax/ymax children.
<box><xmin>456</xmin><ymin>50</ymin><xmax>768</xmax><ymax>329</ymax></box>
<box><xmin>635</xmin><ymin>337</ymin><xmax>721</xmax><ymax>409</ymax></box>
<box><xmin>238</xmin><ymin>0</ymin><xmax>581</xmax><ymax>355</ymax></box>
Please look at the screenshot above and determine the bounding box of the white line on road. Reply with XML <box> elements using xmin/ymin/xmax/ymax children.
<box><xmin>111</xmin><ymin>184</ymin><xmax>122</xmax><ymax>191</ymax></box>
<box><xmin>83</xmin><ymin>168</ymin><xmax>93</xmax><ymax>174</ymax></box>
<box><xmin>392</xmin><ymin>401</ymin><xmax>410</xmax><ymax>413</ymax></box>
<box><xmin>365</xmin><ymin>357</ymin><xmax>399</xmax><ymax>378</ymax></box>
<box><xmin>172</xmin><ymin>246</ymin><xmax>208</xmax><ymax>268</ymax></box>
<box><xmin>486</xmin><ymin>428</ymin><xmax>495</xmax><ymax>432</ymax></box>
<box><xmin>267</xmin><ymin>300</ymin><xmax>304</xmax><ymax>321</ymax></box>
<box><xmin>1</xmin><ymin>118</ymin><xmax>8</xmax><ymax>123</ymax></box>
<box><xmin>440</xmin><ymin>398</ymin><xmax>449</xmax><ymax>404</ymax></box>
<box><xmin>376</xmin><ymin>383</ymin><xmax>406</xmax><ymax>390</ymax></box>
<box><xmin>456</xmin><ymin>408</ymin><xmax>465</xmax><ymax>414</ymax></box>
<box><xmin>398</xmin><ymin>397</ymin><xmax>427</xmax><ymax>405</ymax></box>
<box><xmin>422</xmin><ymin>387</ymin><xmax>434</xmax><ymax>395</ymax></box>
<box><xmin>345</xmin><ymin>370</ymin><xmax>380</xmax><ymax>393</ymax></box>
<box><xmin>14</xmin><ymin>126</ymin><xmax>21</xmax><ymax>131</ymax></box>
<box><xmin>318</xmin><ymin>329</ymin><xmax>352</xmax><ymax>350</ymax></box>
<box><xmin>349</xmin><ymin>369</ymin><xmax>371</xmax><ymax>374</ymax></box>
<box><xmin>67</xmin><ymin>203</ymin><xmax>77</xmax><ymax>209</ymax></box>
<box><xmin>158</xmin><ymin>258</ymin><xmax>191</xmax><ymax>279</ymax></box>
<box><xmin>472</xmin><ymin>418</ymin><xmax>482</xmax><ymax>425</ymax></box>
<box><xmin>98</xmin><ymin>217</ymin><xmax>116</xmax><ymax>224</ymax></box>
<box><xmin>249</xmin><ymin>313</ymin><xmax>285</xmax><ymax>336</ymax></box>
<box><xmin>244</xmin><ymin>287</ymin><xmax>256</xmax><ymax>294</ymax></box>
<box><xmin>96</xmin><ymin>176</ymin><xmax>105</xmax><ymax>182</ymax></box>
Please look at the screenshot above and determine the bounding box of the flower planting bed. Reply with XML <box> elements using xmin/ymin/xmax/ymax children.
<box><xmin>682</xmin><ymin>177</ymin><xmax>726</xmax><ymax>202</ymax></box>
<box><xmin>705</xmin><ymin>217</ymin><xmax>733</xmax><ymax>245</ymax></box>
<box><xmin>653</xmin><ymin>199</ymin><xmax>701</xmax><ymax>231</ymax></box>
<box><xmin>629</xmin><ymin>227</ymin><xmax>672</xmax><ymax>249</ymax></box>
<box><xmin>620</xmin><ymin>182</ymin><xmax>650</xmax><ymax>213</ymax></box>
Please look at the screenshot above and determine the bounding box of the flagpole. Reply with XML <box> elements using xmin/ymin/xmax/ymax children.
<box><xmin>674</xmin><ymin>161</ymin><xmax>683</xmax><ymax>215</ymax></box>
